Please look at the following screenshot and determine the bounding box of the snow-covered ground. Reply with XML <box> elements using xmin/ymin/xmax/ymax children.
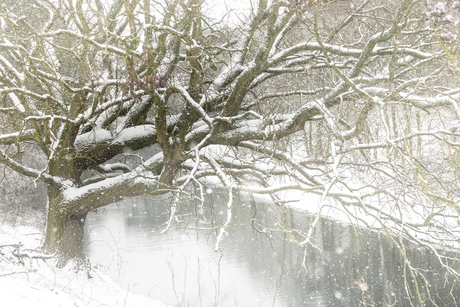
<box><xmin>0</xmin><ymin>223</ymin><xmax>167</xmax><ymax>307</ymax></box>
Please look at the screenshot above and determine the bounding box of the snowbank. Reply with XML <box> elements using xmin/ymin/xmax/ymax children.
<box><xmin>0</xmin><ymin>224</ymin><xmax>166</xmax><ymax>307</ymax></box>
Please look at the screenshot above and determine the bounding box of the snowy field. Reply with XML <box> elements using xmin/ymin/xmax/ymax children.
<box><xmin>0</xmin><ymin>222</ymin><xmax>166</xmax><ymax>307</ymax></box>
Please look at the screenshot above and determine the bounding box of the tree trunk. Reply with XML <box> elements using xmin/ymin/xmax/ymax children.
<box><xmin>42</xmin><ymin>185</ymin><xmax>88</xmax><ymax>267</ymax></box>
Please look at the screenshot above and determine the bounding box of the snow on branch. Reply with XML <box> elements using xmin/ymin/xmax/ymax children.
<box><xmin>40</xmin><ymin>29</ymin><xmax>141</xmax><ymax>58</ymax></box>
<box><xmin>0</xmin><ymin>148</ymin><xmax>64</xmax><ymax>186</ymax></box>
<box><xmin>95</xmin><ymin>163</ymin><xmax>131</xmax><ymax>174</ymax></box>
<box><xmin>74</xmin><ymin>125</ymin><xmax>157</xmax><ymax>152</ymax></box>
<box><xmin>0</xmin><ymin>130</ymin><xmax>36</xmax><ymax>145</ymax></box>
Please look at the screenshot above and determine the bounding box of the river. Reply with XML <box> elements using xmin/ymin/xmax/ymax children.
<box><xmin>84</xmin><ymin>190</ymin><xmax>460</xmax><ymax>306</ymax></box>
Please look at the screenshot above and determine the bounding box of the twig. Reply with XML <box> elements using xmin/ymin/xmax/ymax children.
<box><xmin>0</xmin><ymin>270</ymin><xmax>37</xmax><ymax>277</ymax></box>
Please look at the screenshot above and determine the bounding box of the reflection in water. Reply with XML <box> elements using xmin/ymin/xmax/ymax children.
<box><xmin>84</xmin><ymin>191</ymin><xmax>460</xmax><ymax>306</ymax></box>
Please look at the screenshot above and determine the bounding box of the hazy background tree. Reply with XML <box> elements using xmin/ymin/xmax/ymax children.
<box><xmin>1</xmin><ymin>1</ymin><xmax>460</xmax><ymax>302</ymax></box>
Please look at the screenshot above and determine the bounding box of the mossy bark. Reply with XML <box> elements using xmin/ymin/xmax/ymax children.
<box><xmin>42</xmin><ymin>181</ymin><xmax>88</xmax><ymax>267</ymax></box>
<box><xmin>42</xmin><ymin>190</ymin><xmax>87</xmax><ymax>267</ymax></box>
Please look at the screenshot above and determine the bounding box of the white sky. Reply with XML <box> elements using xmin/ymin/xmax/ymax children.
<box><xmin>204</xmin><ymin>0</ymin><xmax>253</xmax><ymax>24</ymax></box>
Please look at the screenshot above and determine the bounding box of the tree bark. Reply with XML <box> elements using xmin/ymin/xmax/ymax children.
<box><xmin>42</xmin><ymin>184</ymin><xmax>88</xmax><ymax>267</ymax></box>
<box><xmin>40</xmin><ymin>170</ymin><xmax>165</xmax><ymax>267</ymax></box>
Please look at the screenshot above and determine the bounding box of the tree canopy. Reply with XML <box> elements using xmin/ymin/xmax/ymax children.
<box><xmin>1</xmin><ymin>0</ymin><xmax>460</xmax><ymax>293</ymax></box>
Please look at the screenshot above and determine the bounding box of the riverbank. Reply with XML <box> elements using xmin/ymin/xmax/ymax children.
<box><xmin>0</xmin><ymin>212</ymin><xmax>166</xmax><ymax>307</ymax></box>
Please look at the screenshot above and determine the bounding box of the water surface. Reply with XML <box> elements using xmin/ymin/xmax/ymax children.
<box><xmin>85</xmin><ymin>191</ymin><xmax>460</xmax><ymax>306</ymax></box>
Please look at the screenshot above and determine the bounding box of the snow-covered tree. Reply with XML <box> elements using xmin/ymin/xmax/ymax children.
<box><xmin>1</xmin><ymin>0</ymin><xmax>459</xmax><ymax>287</ymax></box>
